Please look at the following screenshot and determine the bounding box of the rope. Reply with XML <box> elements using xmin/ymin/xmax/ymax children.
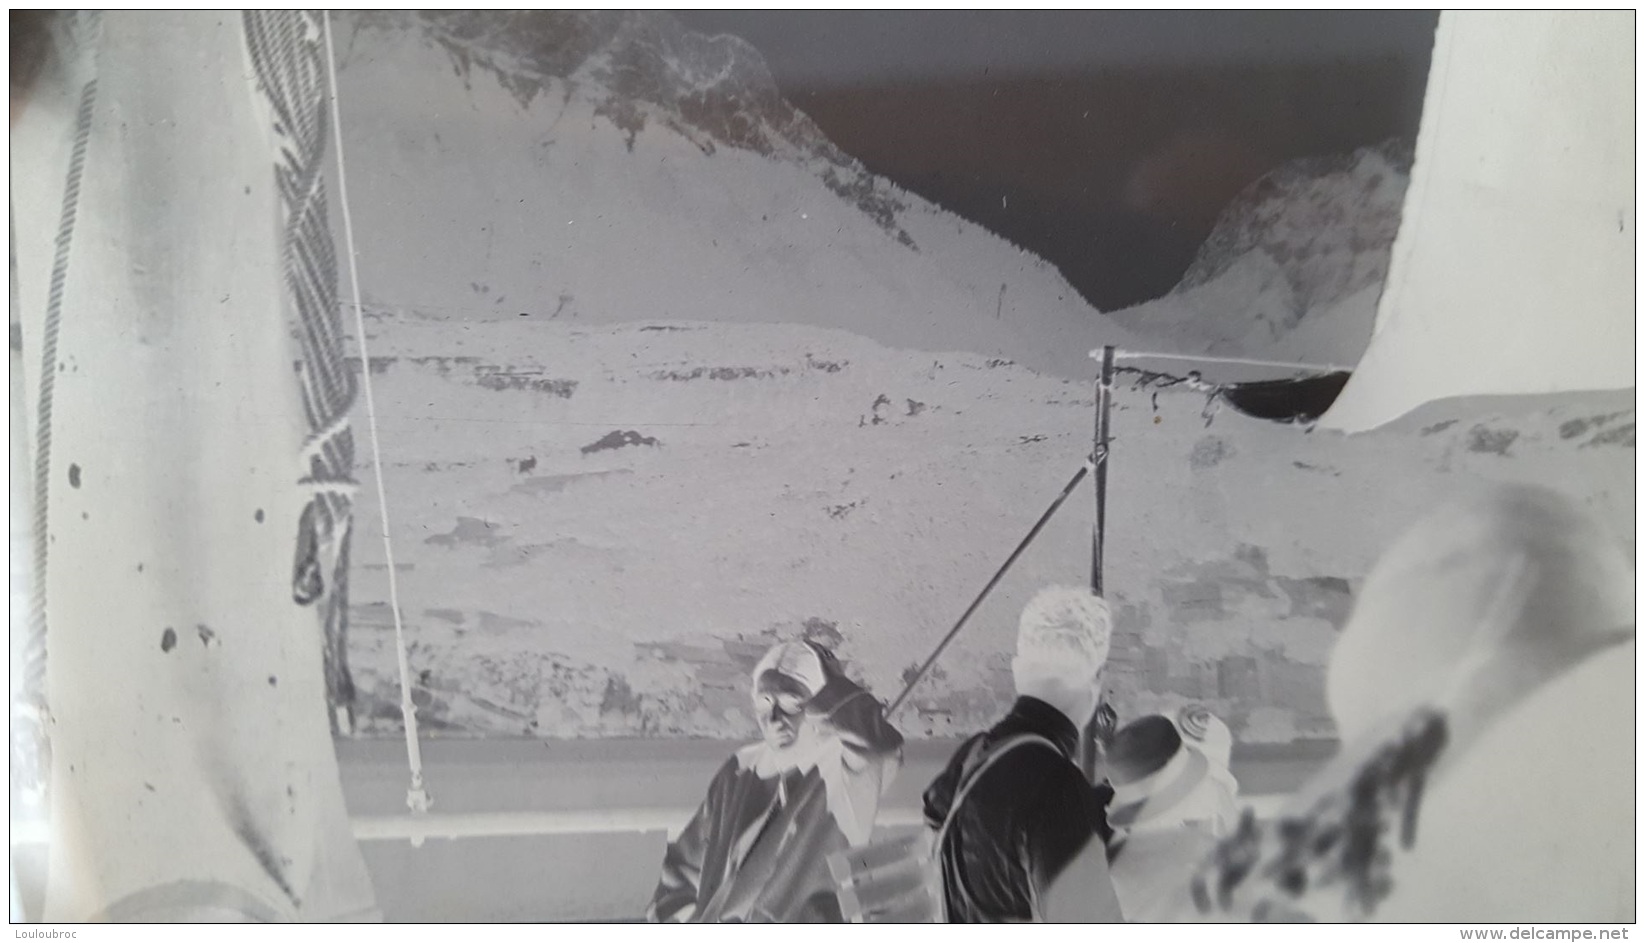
<box><xmin>322</xmin><ymin>10</ymin><xmax>431</xmax><ymax>819</ymax></box>
<box><xmin>241</xmin><ymin>11</ymin><xmax>362</xmax><ymax>731</ymax></box>
<box><xmin>296</xmin><ymin>479</ymin><xmax>360</xmax><ymax>498</ymax></box>
<box><xmin>886</xmin><ymin>452</ymin><xmax>1101</xmax><ymax>717</ymax></box>
<box><xmin>25</xmin><ymin>11</ymin><xmax>104</xmax><ymax>738</ymax></box>
<box><xmin>299</xmin><ymin>408</ymin><xmax>354</xmax><ymax>466</ymax></box>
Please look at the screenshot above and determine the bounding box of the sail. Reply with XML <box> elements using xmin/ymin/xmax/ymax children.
<box><xmin>1215</xmin><ymin>372</ymin><xmax>1351</xmax><ymax>425</ymax></box>
<box><xmin>12</xmin><ymin>12</ymin><xmax>377</xmax><ymax>921</ymax></box>
<box><xmin>1321</xmin><ymin>11</ymin><xmax>1634</xmax><ymax>433</ymax></box>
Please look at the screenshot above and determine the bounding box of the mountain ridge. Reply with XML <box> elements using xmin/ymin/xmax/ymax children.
<box><xmin>1112</xmin><ymin>139</ymin><xmax>1413</xmax><ymax>367</ymax></box>
<box><xmin>347</xmin><ymin>10</ymin><xmax>920</xmax><ymax>249</ymax></box>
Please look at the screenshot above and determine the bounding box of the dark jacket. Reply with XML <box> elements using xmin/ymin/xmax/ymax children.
<box><xmin>922</xmin><ymin>696</ymin><xmax>1115</xmax><ymax>922</ymax></box>
<box><xmin>648</xmin><ymin>675</ymin><xmax>904</xmax><ymax>923</ymax></box>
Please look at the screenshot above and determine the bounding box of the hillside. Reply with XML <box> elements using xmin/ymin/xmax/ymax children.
<box><xmin>331</xmin><ymin>11</ymin><xmax>1135</xmax><ymax>381</ymax></box>
<box><xmin>1109</xmin><ymin>140</ymin><xmax>1412</xmax><ymax>367</ymax></box>
<box><xmin>341</xmin><ymin>315</ymin><xmax>1633</xmax><ymax>744</ymax></box>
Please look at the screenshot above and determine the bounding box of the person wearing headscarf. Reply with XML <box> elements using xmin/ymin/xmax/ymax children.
<box><xmin>1180</xmin><ymin>484</ymin><xmax>1634</xmax><ymax>922</ymax></box>
<box><xmin>646</xmin><ymin>639</ymin><xmax>904</xmax><ymax>923</ymax></box>
<box><xmin>1104</xmin><ymin>708</ymin><xmax>1239</xmax><ymax>921</ymax></box>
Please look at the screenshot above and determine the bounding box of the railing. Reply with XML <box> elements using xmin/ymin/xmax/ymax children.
<box><xmin>9</xmin><ymin>795</ymin><xmax>1289</xmax><ymax>847</ymax></box>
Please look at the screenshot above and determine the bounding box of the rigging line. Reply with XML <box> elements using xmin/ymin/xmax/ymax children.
<box><xmin>322</xmin><ymin>10</ymin><xmax>431</xmax><ymax>817</ymax></box>
<box><xmin>1113</xmin><ymin>365</ymin><xmax>1222</xmax><ymax>394</ymax></box>
<box><xmin>886</xmin><ymin>453</ymin><xmax>1098</xmax><ymax>717</ymax></box>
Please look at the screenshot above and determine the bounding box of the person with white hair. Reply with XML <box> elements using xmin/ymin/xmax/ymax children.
<box><xmin>1179</xmin><ymin>484</ymin><xmax>1635</xmax><ymax>923</ymax></box>
<box><xmin>647</xmin><ymin>638</ymin><xmax>903</xmax><ymax>923</ymax></box>
<box><xmin>920</xmin><ymin>586</ymin><xmax>1124</xmax><ymax>922</ymax></box>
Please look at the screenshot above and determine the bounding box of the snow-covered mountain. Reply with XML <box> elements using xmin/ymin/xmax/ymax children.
<box><xmin>327</xmin><ymin>13</ymin><xmax>1631</xmax><ymax>747</ymax></box>
<box><xmin>330</xmin><ymin>11</ymin><xmax>1132</xmax><ymax>382</ymax></box>
<box><xmin>354</xmin><ymin>11</ymin><xmax>911</xmax><ymax>238</ymax></box>
<box><xmin>1109</xmin><ymin>140</ymin><xmax>1413</xmax><ymax>367</ymax></box>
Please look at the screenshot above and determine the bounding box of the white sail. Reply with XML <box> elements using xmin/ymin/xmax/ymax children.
<box><xmin>12</xmin><ymin>12</ymin><xmax>377</xmax><ymax>921</ymax></box>
<box><xmin>1321</xmin><ymin>11</ymin><xmax>1635</xmax><ymax>433</ymax></box>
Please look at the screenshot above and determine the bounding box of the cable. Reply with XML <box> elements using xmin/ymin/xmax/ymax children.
<box><xmin>322</xmin><ymin>10</ymin><xmax>432</xmax><ymax>823</ymax></box>
<box><xmin>886</xmin><ymin>453</ymin><xmax>1100</xmax><ymax>716</ymax></box>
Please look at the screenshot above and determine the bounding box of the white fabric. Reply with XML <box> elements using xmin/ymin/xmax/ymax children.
<box><xmin>1109</xmin><ymin>826</ymin><xmax>1219</xmax><ymax>923</ymax></box>
<box><xmin>1323</xmin><ymin>11</ymin><xmax>1634</xmax><ymax>432</ymax></box>
<box><xmin>750</xmin><ymin>640</ymin><xmax>827</xmax><ymax>701</ymax></box>
<box><xmin>14</xmin><ymin>12</ymin><xmax>377</xmax><ymax>922</ymax></box>
<box><xmin>1328</xmin><ymin>485</ymin><xmax>1634</xmax><ymax>743</ymax></box>
<box><xmin>1128</xmin><ymin>772</ymin><xmax>1238</xmax><ymax>841</ymax></box>
<box><xmin>1317</xmin><ymin>485</ymin><xmax>1634</xmax><ymax>921</ymax></box>
<box><xmin>1375</xmin><ymin>641</ymin><xmax>1635</xmax><ymax>922</ymax></box>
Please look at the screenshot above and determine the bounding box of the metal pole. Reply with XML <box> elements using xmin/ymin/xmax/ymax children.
<box><xmin>1103</xmin><ymin>348</ymin><xmax>1351</xmax><ymax>374</ymax></box>
<box><xmin>1091</xmin><ymin>346</ymin><xmax>1113</xmax><ymax>596</ymax></box>
<box><xmin>1080</xmin><ymin>345</ymin><xmax>1116</xmax><ymax>782</ymax></box>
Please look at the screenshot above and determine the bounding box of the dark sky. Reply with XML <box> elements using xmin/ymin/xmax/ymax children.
<box><xmin>673</xmin><ymin>11</ymin><xmax>1440</xmax><ymax>311</ymax></box>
